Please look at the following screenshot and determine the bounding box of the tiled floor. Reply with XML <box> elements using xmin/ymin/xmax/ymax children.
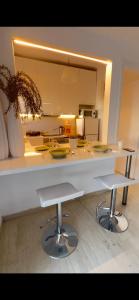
<box><xmin>0</xmin><ymin>185</ymin><xmax>139</xmax><ymax>273</ymax></box>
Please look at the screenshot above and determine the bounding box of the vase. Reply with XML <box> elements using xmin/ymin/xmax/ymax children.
<box><xmin>1</xmin><ymin>94</ymin><xmax>25</xmax><ymax>158</ymax></box>
<box><xmin>6</xmin><ymin>106</ymin><xmax>25</xmax><ymax>158</ymax></box>
<box><xmin>0</xmin><ymin>100</ymin><xmax>9</xmax><ymax>160</ymax></box>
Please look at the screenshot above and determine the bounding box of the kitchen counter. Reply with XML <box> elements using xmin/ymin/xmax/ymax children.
<box><xmin>0</xmin><ymin>145</ymin><xmax>136</xmax><ymax>176</ymax></box>
<box><xmin>0</xmin><ymin>144</ymin><xmax>137</xmax><ymax>217</ymax></box>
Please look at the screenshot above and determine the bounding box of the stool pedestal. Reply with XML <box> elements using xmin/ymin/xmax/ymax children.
<box><xmin>42</xmin><ymin>203</ymin><xmax>78</xmax><ymax>259</ymax></box>
<box><xmin>96</xmin><ymin>189</ymin><xmax>128</xmax><ymax>233</ymax></box>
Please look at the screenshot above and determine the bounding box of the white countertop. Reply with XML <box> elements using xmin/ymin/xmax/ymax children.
<box><xmin>0</xmin><ymin>145</ymin><xmax>136</xmax><ymax>176</ymax></box>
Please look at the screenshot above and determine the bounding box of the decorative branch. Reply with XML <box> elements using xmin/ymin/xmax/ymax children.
<box><xmin>0</xmin><ymin>64</ymin><xmax>42</xmax><ymax>118</ymax></box>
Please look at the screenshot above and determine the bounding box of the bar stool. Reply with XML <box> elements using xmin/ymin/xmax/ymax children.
<box><xmin>95</xmin><ymin>173</ymin><xmax>136</xmax><ymax>233</ymax></box>
<box><xmin>36</xmin><ymin>182</ymin><xmax>84</xmax><ymax>259</ymax></box>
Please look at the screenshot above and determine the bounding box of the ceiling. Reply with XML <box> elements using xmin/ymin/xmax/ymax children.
<box><xmin>85</xmin><ymin>27</ymin><xmax>139</xmax><ymax>59</ymax></box>
<box><xmin>85</xmin><ymin>27</ymin><xmax>139</xmax><ymax>45</ymax></box>
<box><xmin>13</xmin><ymin>27</ymin><xmax>139</xmax><ymax>67</ymax></box>
<box><xmin>13</xmin><ymin>41</ymin><xmax>106</xmax><ymax>71</ymax></box>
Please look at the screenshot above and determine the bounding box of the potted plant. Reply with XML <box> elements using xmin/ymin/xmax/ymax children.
<box><xmin>0</xmin><ymin>64</ymin><xmax>42</xmax><ymax>158</ymax></box>
<box><xmin>0</xmin><ymin>64</ymin><xmax>42</xmax><ymax>117</ymax></box>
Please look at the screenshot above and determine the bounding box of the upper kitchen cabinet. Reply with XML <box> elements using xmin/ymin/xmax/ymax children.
<box><xmin>15</xmin><ymin>56</ymin><xmax>97</xmax><ymax>116</ymax></box>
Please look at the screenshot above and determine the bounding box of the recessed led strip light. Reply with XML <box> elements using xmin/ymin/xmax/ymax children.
<box><xmin>14</xmin><ymin>39</ymin><xmax>111</xmax><ymax>65</ymax></box>
<box><xmin>58</xmin><ymin>114</ymin><xmax>76</xmax><ymax>119</ymax></box>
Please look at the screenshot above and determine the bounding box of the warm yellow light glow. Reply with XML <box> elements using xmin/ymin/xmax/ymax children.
<box><xmin>24</xmin><ymin>152</ymin><xmax>41</xmax><ymax>157</ymax></box>
<box><xmin>19</xmin><ymin>113</ymin><xmax>41</xmax><ymax>120</ymax></box>
<box><xmin>58</xmin><ymin>114</ymin><xmax>76</xmax><ymax>119</ymax></box>
<box><xmin>14</xmin><ymin>39</ymin><xmax>111</xmax><ymax>65</ymax></box>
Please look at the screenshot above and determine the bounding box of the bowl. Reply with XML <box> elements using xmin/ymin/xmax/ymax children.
<box><xmin>77</xmin><ymin>143</ymin><xmax>85</xmax><ymax>147</ymax></box>
<box><xmin>78</xmin><ymin>139</ymin><xmax>87</xmax><ymax>144</ymax></box>
<box><xmin>77</xmin><ymin>139</ymin><xmax>87</xmax><ymax>147</ymax></box>
<box><xmin>50</xmin><ymin>148</ymin><xmax>67</xmax><ymax>159</ymax></box>
<box><xmin>57</xmin><ymin>147</ymin><xmax>70</xmax><ymax>154</ymax></box>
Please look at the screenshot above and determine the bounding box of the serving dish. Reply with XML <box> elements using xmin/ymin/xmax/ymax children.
<box><xmin>50</xmin><ymin>148</ymin><xmax>67</xmax><ymax>159</ymax></box>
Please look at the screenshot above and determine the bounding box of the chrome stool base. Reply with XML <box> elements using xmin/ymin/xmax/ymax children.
<box><xmin>96</xmin><ymin>202</ymin><xmax>110</xmax><ymax>219</ymax></box>
<box><xmin>98</xmin><ymin>211</ymin><xmax>128</xmax><ymax>233</ymax></box>
<box><xmin>96</xmin><ymin>189</ymin><xmax>128</xmax><ymax>233</ymax></box>
<box><xmin>42</xmin><ymin>223</ymin><xmax>78</xmax><ymax>259</ymax></box>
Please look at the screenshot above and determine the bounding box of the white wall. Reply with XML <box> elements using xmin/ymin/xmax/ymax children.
<box><xmin>21</xmin><ymin>117</ymin><xmax>63</xmax><ymax>136</ymax></box>
<box><xmin>116</xmin><ymin>69</ymin><xmax>139</xmax><ymax>178</ymax></box>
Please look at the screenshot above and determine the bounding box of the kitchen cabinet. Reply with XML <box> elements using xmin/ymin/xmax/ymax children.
<box><xmin>15</xmin><ymin>56</ymin><xmax>97</xmax><ymax>116</ymax></box>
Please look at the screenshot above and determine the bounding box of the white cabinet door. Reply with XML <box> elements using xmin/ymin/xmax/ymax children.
<box><xmin>86</xmin><ymin>134</ymin><xmax>98</xmax><ymax>141</ymax></box>
<box><xmin>15</xmin><ymin>56</ymin><xmax>97</xmax><ymax>116</ymax></box>
<box><xmin>85</xmin><ymin>118</ymin><xmax>99</xmax><ymax>135</ymax></box>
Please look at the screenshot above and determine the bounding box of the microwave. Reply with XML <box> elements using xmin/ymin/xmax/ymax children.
<box><xmin>79</xmin><ymin>108</ymin><xmax>97</xmax><ymax>118</ymax></box>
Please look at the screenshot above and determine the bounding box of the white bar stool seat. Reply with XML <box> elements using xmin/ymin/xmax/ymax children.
<box><xmin>95</xmin><ymin>173</ymin><xmax>136</xmax><ymax>233</ymax></box>
<box><xmin>38</xmin><ymin>182</ymin><xmax>84</xmax><ymax>208</ymax></box>
<box><xmin>36</xmin><ymin>182</ymin><xmax>84</xmax><ymax>259</ymax></box>
<box><xmin>96</xmin><ymin>174</ymin><xmax>136</xmax><ymax>190</ymax></box>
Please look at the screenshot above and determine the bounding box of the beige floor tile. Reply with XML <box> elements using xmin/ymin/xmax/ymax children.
<box><xmin>0</xmin><ymin>186</ymin><xmax>139</xmax><ymax>273</ymax></box>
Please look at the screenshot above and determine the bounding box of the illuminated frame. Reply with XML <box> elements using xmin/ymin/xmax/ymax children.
<box><xmin>14</xmin><ymin>38</ymin><xmax>112</xmax><ymax>125</ymax></box>
<box><xmin>14</xmin><ymin>39</ymin><xmax>112</xmax><ymax>66</ymax></box>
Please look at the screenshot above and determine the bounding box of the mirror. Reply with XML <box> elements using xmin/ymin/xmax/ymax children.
<box><xmin>14</xmin><ymin>41</ymin><xmax>106</xmax><ymax>145</ymax></box>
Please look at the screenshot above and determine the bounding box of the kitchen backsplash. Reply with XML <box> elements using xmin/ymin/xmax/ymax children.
<box><xmin>21</xmin><ymin>117</ymin><xmax>76</xmax><ymax>136</ymax></box>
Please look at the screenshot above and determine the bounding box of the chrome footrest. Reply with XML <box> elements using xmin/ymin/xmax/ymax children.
<box><xmin>96</xmin><ymin>200</ymin><xmax>110</xmax><ymax>219</ymax></box>
<box><xmin>40</xmin><ymin>213</ymin><xmax>70</xmax><ymax>229</ymax></box>
<box><xmin>96</xmin><ymin>201</ymin><xmax>128</xmax><ymax>233</ymax></box>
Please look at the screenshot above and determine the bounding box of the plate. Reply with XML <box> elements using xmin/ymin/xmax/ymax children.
<box><xmin>93</xmin><ymin>145</ymin><xmax>112</xmax><ymax>152</ymax></box>
<box><xmin>35</xmin><ymin>145</ymin><xmax>49</xmax><ymax>151</ymax></box>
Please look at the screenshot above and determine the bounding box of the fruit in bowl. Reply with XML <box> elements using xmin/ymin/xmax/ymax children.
<box><xmin>50</xmin><ymin>148</ymin><xmax>67</xmax><ymax>158</ymax></box>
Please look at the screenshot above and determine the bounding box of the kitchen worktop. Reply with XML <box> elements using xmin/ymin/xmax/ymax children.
<box><xmin>0</xmin><ymin>145</ymin><xmax>136</xmax><ymax>176</ymax></box>
<box><xmin>0</xmin><ymin>144</ymin><xmax>137</xmax><ymax>217</ymax></box>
